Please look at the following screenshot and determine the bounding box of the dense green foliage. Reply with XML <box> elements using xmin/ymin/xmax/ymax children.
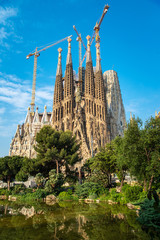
<box><xmin>138</xmin><ymin>199</ymin><xmax>160</xmax><ymax>239</ymax></box>
<box><xmin>75</xmin><ymin>182</ymin><xmax>107</xmax><ymax>199</ymax></box>
<box><xmin>44</xmin><ymin>169</ymin><xmax>64</xmax><ymax>194</ymax></box>
<box><xmin>58</xmin><ymin>190</ymin><xmax>78</xmax><ymax>201</ymax></box>
<box><xmin>121</xmin><ymin>117</ymin><xmax>160</xmax><ymax>191</ymax></box>
<box><xmin>122</xmin><ymin>185</ymin><xmax>143</xmax><ymax>202</ymax></box>
<box><xmin>0</xmin><ymin>156</ymin><xmax>24</xmax><ymax>190</ymax></box>
<box><xmin>35</xmin><ymin>173</ymin><xmax>45</xmax><ymax>189</ymax></box>
<box><xmin>34</xmin><ymin>126</ymin><xmax>80</xmax><ymax>177</ymax></box>
<box><xmin>89</xmin><ymin>143</ymin><xmax>116</xmax><ymax>187</ymax></box>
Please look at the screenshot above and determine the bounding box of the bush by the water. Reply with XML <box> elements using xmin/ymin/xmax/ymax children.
<box><xmin>75</xmin><ymin>181</ymin><xmax>106</xmax><ymax>199</ymax></box>
<box><xmin>17</xmin><ymin>189</ymin><xmax>48</xmax><ymax>201</ymax></box>
<box><xmin>122</xmin><ymin>185</ymin><xmax>143</xmax><ymax>202</ymax></box>
<box><xmin>12</xmin><ymin>184</ymin><xmax>27</xmax><ymax>195</ymax></box>
<box><xmin>58</xmin><ymin>190</ymin><xmax>78</xmax><ymax>201</ymax></box>
<box><xmin>110</xmin><ymin>188</ymin><xmax>121</xmax><ymax>202</ymax></box>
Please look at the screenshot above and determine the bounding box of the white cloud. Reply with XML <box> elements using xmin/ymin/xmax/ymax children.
<box><xmin>0</xmin><ymin>72</ymin><xmax>53</xmax><ymax>112</ymax></box>
<box><xmin>36</xmin><ymin>86</ymin><xmax>53</xmax><ymax>101</ymax></box>
<box><xmin>0</xmin><ymin>72</ymin><xmax>22</xmax><ymax>82</ymax></box>
<box><xmin>0</xmin><ymin>6</ymin><xmax>20</xmax><ymax>48</ymax></box>
<box><xmin>0</xmin><ymin>7</ymin><xmax>18</xmax><ymax>25</ymax></box>
<box><xmin>0</xmin><ymin>27</ymin><xmax>8</xmax><ymax>40</ymax></box>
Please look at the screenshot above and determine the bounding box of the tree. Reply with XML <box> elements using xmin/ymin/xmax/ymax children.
<box><xmin>113</xmin><ymin>136</ymin><xmax>128</xmax><ymax>192</ymax></box>
<box><xmin>15</xmin><ymin>157</ymin><xmax>37</xmax><ymax>181</ymax></box>
<box><xmin>123</xmin><ymin>116</ymin><xmax>160</xmax><ymax>192</ymax></box>
<box><xmin>45</xmin><ymin>169</ymin><xmax>64</xmax><ymax>194</ymax></box>
<box><xmin>142</xmin><ymin>117</ymin><xmax>160</xmax><ymax>191</ymax></box>
<box><xmin>89</xmin><ymin>142</ymin><xmax>116</xmax><ymax>187</ymax></box>
<box><xmin>0</xmin><ymin>156</ymin><xmax>23</xmax><ymax>190</ymax></box>
<box><xmin>34</xmin><ymin>126</ymin><xmax>80</xmax><ymax>177</ymax></box>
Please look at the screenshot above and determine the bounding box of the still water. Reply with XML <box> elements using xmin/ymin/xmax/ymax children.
<box><xmin>0</xmin><ymin>200</ymin><xmax>149</xmax><ymax>240</ymax></box>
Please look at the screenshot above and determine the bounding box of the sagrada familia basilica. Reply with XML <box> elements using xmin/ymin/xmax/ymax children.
<box><xmin>9</xmin><ymin>35</ymin><xmax>126</xmax><ymax>167</ymax></box>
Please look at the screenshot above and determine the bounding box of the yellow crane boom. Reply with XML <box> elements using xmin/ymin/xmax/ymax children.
<box><xmin>93</xmin><ymin>4</ymin><xmax>109</xmax><ymax>44</ymax></box>
<box><xmin>27</xmin><ymin>35</ymin><xmax>72</xmax><ymax>113</ymax></box>
<box><xmin>81</xmin><ymin>4</ymin><xmax>109</xmax><ymax>64</ymax></box>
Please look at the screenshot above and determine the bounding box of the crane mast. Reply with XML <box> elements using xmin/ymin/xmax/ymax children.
<box><xmin>30</xmin><ymin>48</ymin><xmax>39</xmax><ymax>112</ymax></box>
<box><xmin>94</xmin><ymin>4</ymin><xmax>109</xmax><ymax>43</ymax></box>
<box><xmin>81</xmin><ymin>4</ymin><xmax>109</xmax><ymax>64</ymax></box>
<box><xmin>27</xmin><ymin>35</ymin><xmax>72</xmax><ymax>113</ymax></box>
<box><xmin>79</xmin><ymin>34</ymin><xmax>82</xmax><ymax>67</ymax></box>
<box><xmin>73</xmin><ymin>25</ymin><xmax>87</xmax><ymax>68</ymax></box>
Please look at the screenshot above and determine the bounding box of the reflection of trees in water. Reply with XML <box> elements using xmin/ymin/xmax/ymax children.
<box><xmin>0</xmin><ymin>202</ymin><xmax>150</xmax><ymax>240</ymax></box>
<box><xmin>44</xmin><ymin>204</ymin><xmax>85</xmax><ymax>239</ymax></box>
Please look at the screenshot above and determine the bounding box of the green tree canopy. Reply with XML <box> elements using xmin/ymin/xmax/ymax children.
<box><xmin>89</xmin><ymin>142</ymin><xmax>116</xmax><ymax>187</ymax></box>
<box><xmin>34</xmin><ymin>126</ymin><xmax>80</xmax><ymax>177</ymax></box>
<box><xmin>0</xmin><ymin>156</ymin><xmax>24</xmax><ymax>190</ymax></box>
<box><xmin>122</xmin><ymin>116</ymin><xmax>160</xmax><ymax>191</ymax></box>
<box><xmin>113</xmin><ymin>136</ymin><xmax>128</xmax><ymax>191</ymax></box>
<box><xmin>15</xmin><ymin>157</ymin><xmax>37</xmax><ymax>181</ymax></box>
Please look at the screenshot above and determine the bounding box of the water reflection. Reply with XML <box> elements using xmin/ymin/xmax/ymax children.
<box><xmin>0</xmin><ymin>201</ymin><xmax>149</xmax><ymax>240</ymax></box>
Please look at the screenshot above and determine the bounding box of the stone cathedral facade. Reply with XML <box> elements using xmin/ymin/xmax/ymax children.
<box><xmin>9</xmin><ymin>37</ymin><xmax>126</xmax><ymax>168</ymax></box>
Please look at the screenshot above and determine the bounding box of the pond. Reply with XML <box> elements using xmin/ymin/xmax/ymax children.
<box><xmin>0</xmin><ymin>200</ymin><xmax>150</xmax><ymax>240</ymax></box>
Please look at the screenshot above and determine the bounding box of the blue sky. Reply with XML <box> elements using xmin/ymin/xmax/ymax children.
<box><xmin>0</xmin><ymin>0</ymin><xmax>160</xmax><ymax>157</ymax></box>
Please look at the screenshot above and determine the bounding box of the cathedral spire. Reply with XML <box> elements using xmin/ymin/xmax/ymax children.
<box><xmin>64</xmin><ymin>37</ymin><xmax>74</xmax><ymax>99</ymax></box>
<box><xmin>86</xmin><ymin>35</ymin><xmax>92</xmax><ymax>63</ymax></box>
<box><xmin>15</xmin><ymin>124</ymin><xmax>21</xmax><ymax>138</ymax></box>
<box><xmin>41</xmin><ymin>105</ymin><xmax>48</xmax><ymax>124</ymax></box>
<box><xmin>85</xmin><ymin>35</ymin><xmax>94</xmax><ymax>97</ymax></box>
<box><xmin>56</xmin><ymin>48</ymin><xmax>62</xmax><ymax>76</ymax></box>
<box><xmin>95</xmin><ymin>42</ymin><xmax>102</xmax><ymax>73</ymax></box>
<box><xmin>33</xmin><ymin>107</ymin><xmax>40</xmax><ymax>123</ymax></box>
<box><xmin>53</xmin><ymin>48</ymin><xmax>63</xmax><ymax>105</ymax></box>
<box><xmin>25</xmin><ymin>107</ymin><xmax>31</xmax><ymax>124</ymax></box>
<box><xmin>66</xmin><ymin>37</ymin><xmax>72</xmax><ymax>65</ymax></box>
<box><xmin>94</xmin><ymin>40</ymin><xmax>105</xmax><ymax>101</ymax></box>
<box><xmin>63</xmin><ymin>36</ymin><xmax>74</xmax><ymax>130</ymax></box>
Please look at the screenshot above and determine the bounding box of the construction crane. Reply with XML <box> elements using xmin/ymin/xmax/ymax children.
<box><xmin>92</xmin><ymin>4</ymin><xmax>109</xmax><ymax>44</ymax></box>
<box><xmin>81</xmin><ymin>4</ymin><xmax>110</xmax><ymax>64</ymax></box>
<box><xmin>73</xmin><ymin>25</ymin><xmax>87</xmax><ymax>68</ymax></box>
<box><xmin>26</xmin><ymin>35</ymin><xmax>72</xmax><ymax>113</ymax></box>
<box><xmin>73</xmin><ymin>26</ymin><xmax>87</xmax><ymax>96</ymax></box>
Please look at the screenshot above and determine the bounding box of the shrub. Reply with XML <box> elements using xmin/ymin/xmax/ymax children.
<box><xmin>75</xmin><ymin>181</ymin><xmax>106</xmax><ymax>199</ymax></box>
<box><xmin>35</xmin><ymin>173</ymin><xmax>45</xmax><ymax>189</ymax></box>
<box><xmin>45</xmin><ymin>170</ymin><xmax>64</xmax><ymax>195</ymax></box>
<box><xmin>33</xmin><ymin>189</ymin><xmax>47</xmax><ymax>199</ymax></box>
<box><xmin>0</xmin><ymin>188</ymin><xmax>12</xmax><ymax>196</ymax></box>
<box><xmin>17</xmin><ymin>189</ymin><xmax>48</xmax><ymax>202</ymax></box>
<box><xmin>110</xmin><ymin>188</ymin><xmax>120</xmax><ymax>202</ymax></box>
<box><xmin>121</xmin><ymin>184</ymin><xmax>130</xmax><ymax>193</ymax></box>
<box><xmin>58</xmin><ymin>190</ymin><xmax>78</xmax><ymax>201</ymax></box>
<box><xmin>12</xmin><ymin>184</ymin><xmax>26</xmax><ymax>195</ymax></box>
<box><xmin>124</xmin><ymin>185</ymin><xmax>143</xmax><ymax>202</ymax></box>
